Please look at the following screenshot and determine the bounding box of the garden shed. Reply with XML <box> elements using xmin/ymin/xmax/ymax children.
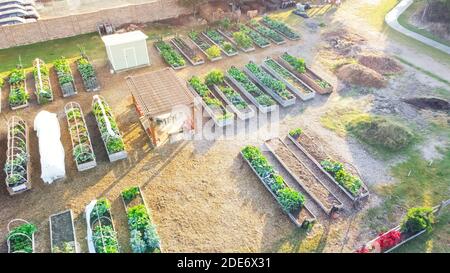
<box><xmin>126</xmin><ymin>68</ymin><xmax>195</xmax><ymax>147</ymax></box>
<box><xmin>102</xmin><ymin>31</ymin><xmax>150</xmax><ymax>72</ymax></box>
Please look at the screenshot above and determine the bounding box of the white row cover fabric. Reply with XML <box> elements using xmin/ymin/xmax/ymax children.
<box><xmin>34</xmin><ymin>111</ymin><xmax>66</xmax><ymax>184</ymax></box>
<box><xmin>85</xmin><ymin>200</ymin><xmax>97</xmax><ymax>253</ymax></box>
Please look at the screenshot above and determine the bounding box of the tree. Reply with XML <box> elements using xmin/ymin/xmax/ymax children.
<box><xmin>178</xmin><ymin>0</ymin><xmax>208</xmax><ymax>18</ymax></box>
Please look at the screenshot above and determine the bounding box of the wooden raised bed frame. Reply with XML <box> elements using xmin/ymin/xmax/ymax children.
<box><xmin>243</xmin><ymin>64</ymin><xmax>296</xmax><ymax>107</ymax></box>
<box><xmin>241</xmin><ymin>151</ymin><xmax>316</xmax><ymax>228</ymax></box>
<box><xmin>9</xmin><ymin>69</ymin><xmax>29</xmax><ymax>110</ymax></box>
<box><xmin>217</xmin><ymin>28</ymin><xmax>256</xmax><ymax>53</ymax></box>
<box><xmin>187</xmin><ymin>83</ymin><xmax>234</xmax><ymax>127</ymax></box>
<box><xmin>211</xmin><ymin>80</ymin><xmax>255</xmax><ymax>120</ymax></box>
<box><xmin>189</xmin><ymin>34</ymin><xmax>223</xmax><ymax>62</ymax></box>
<box><xmin>33</xmin><ymin>58</ymin><xmax>54</xmax><ymax>104</ymax></box>
<box><xmin>4</xmin><ymin>116</ymin><xmax>31</xmax><ymax>195</ymax></box>
<box><xmin>288</xmin><ymin>133</ymin><xmax>370</xmax><ymax>202</ymax></box>
<box><xmin>77</xmin><ymin>56</ymin><xmax>101</xmax><ymax>92</ymax></box>
<box><xmin>260</xmin><ymin>19</ymin><xmax>301</xmax><ymax>41</ymax></box>
<box><xmin>154</xmin><ymin>41</ymin><xmax>187</xmax><ymax>70</ymax></box>
<box><xmin>278</xmin><ymin>55</ymin><xmax>333</xmax><ymax>95</ymax></box>
<box><xmin>121</xmin><ymin>187</ymin><xmax>163</xmax><ymax>253</ymax></box>
<box><xmin>248</xmin><ymin>23</ymin><xmax>286</xmax><ymax>45</ymax></box>
<box><xmin>202</xmin><ymin>31</ymin><xmax>239</xmax><ymax>57</ymax></box>
<box><xmin>170</xmin><ymin>37</ymin><xmax>205</xmax><ymax>66</ymax></box>
<box><xmin>262</xmin><ymin>57</ymin><xmax>316</xmax><ymax>101</ymax></box>
<box><xmin>65</xmin><ymin>102</ymin><xmax>97</xmax><ymax>171</ymax></box>
<box><xmin>265</xmin><ymin>138</ymin><xmax>344</xmax><ymax>216</ymax></box>
<box><xmin>49</xmin><ymin>210</ymin><xmax>79</xmax><ymax>253</ymax></box>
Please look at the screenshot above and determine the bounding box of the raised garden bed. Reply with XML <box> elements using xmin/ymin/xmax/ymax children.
<box><xmin>8</xmin><ymin>67</ymin><xmax>29</xmax><ymax>110</ymax></box>
<box><xmin>50</xmin><ymin>210</ymin><xmax>79</xmax><ymax>253</ymax></box>
<box><xmin>356</xmin><ymin>207</ymin><xmax>436</xmax><ymax>253</ymax></box>
<box><xmin>85</xmin><ymin>198</ymin><xmax>120</xmax><ymax>253</ymax></box>
<box><xmin>203</xmin><ymin>29</ymin><xmax>239</xmax><ymax>57</ymax></box>
<box><xmin>65</xmin><ymin>102</ymin><xmax>96</xmax><ymax>171</ymax></box>
<box><xmin>188</xmin><ymin>31</ymin><xmax>223</xmax><ymax>61</ymax></box>
<box><xmin>54</xmin><ymin>57</ymin><xmax>77</xmax><ymax>97</ymax></box>
<box><xmin>205</xmin><ymin>70</ymin><xmax>255</xmax><ymax>120</ymax></box>
<box><xmin>249</xmin><ymin>21</ymin><xmax>286</xmax><ymax>45</ymax></box>
<box><xmin>288</xmin><ymin>130</ymin><xmax>369</xmax><ymax>202</ymax></box>
<box><xmin>279</xmin><ymin>53</ymin><xmax>333</xmax><ymax>94</ymax></box>
<box><xmin>7</xmin><ymin>219</ymin><xmax>37</xmax><ymax>253</ymax></box>
<box><xmin>227</xmin><ymin>66</ymin><xmax>277</xmax><ymax>113</ymax></box>
<box><xmin>77</xmin><ymin>56</ymin><xmax>100</xmax><ymax>92</ymax></box>
<box><xmin>33</xmin><ymin>58</ymin><xmax>53</xmax><ymax>104</ymax></box>
<box><xmin>154</xmin><ymin>40</ymin><xmax>186</xmax><ymax>70</ymax></box>
<box><xmin>265</xmin><ymin>138</ymin><xmax>343</xmax><ymax>216</ymax></box>
<box><xmin>4</xmin><ymin>116</ymin><xmax>31</xmax><ymax>195</ymax></box>
<box><xmin>217</xmin><ymin>28</ymin><xmax>255</xmax><ymax>53</ymax></box>
<box><xmin>188</xmin><ymin>76</ymin><xmax>234</xmax><ymax>127</ymax></box>
<box><xmin>241</xmin><ymin>145</ymin><xmax>316</xmax><ymax>228</ymax></box>
<box><xmin>171</xmin><ymin>37</ymin><xmax>205</xmax><ymax>66</ymax></box>
<box><xmin>244</xmin><ymin>61</ymin><xmax>296</xmax><ymax>107</ymax></box>
<box><xmin>92</xmin><ymin>95</ymin><xmax>127</xmax><ymax>162</ymax></box>
<box><xmin>121</xmin><ymin>186</ymin><xmax>162</xmax><ymax>253</ymax></box>
<box><xmin>261</xmin><ymin>16</ymin><xmax>301</xmax><ymax>41</ymax></box>
<box><xmin>238</xmin><ymin>24</ymin><xmax>271</xmax><ymax>48</ymax></box>
<box><xmin>262</xmin><ymin>57</ymin><xmax>316</xmax><ymax>101</ymax></box>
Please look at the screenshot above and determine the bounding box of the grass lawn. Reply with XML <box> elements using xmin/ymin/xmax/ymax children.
<box><xmin>397</xmin><ymin>0</ymin><xmax>450</xmax><ymax>48</ymax></box>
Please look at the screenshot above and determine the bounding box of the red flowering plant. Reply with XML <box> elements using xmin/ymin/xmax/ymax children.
<box><xmin>375</xmin><ymin>230</ymin><xmax>402</xmax><ymax>252</ymax></box>
<box><xmin>355</xmin><ymin>245</ymin><xmax>370</xmax><ymax>253</ymax></box>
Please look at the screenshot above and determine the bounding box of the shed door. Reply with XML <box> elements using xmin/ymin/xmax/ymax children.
<box><xmin>124</xmin><ymin>47</ymin><xmax>137</xmax><ymax>68</ymax></box>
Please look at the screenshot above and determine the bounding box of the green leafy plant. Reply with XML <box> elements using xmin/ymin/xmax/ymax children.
<box><xmin>8</xmin><ymin>68</ymin><xmax>29</xmax><ymax>108</ymax></box>
<box><xmin>227</xmin><ymin>66</ymin><xmax>275</xmax><ymax>107</ymax></box>
<box><xmin>400</xmin><ymin>207</ymin><xmax>434</xmax><ymax>234</ymax></box>
<box><xmin>321</xmin><ymin>160</ymin><xmax>362</xmax><ymax>196</ymax></box>
<box><xmin>245</xmin><ymin>62</ymin><xmax>293</xmax><ymax>100</ymax></box>
<box><xmin>233</xmin><ymin>31</ymin><xmax>253</xmax><ymax>49</ymax></box>
<box><xmin>282</xmin><ymin>52</ymin><xmax>306</xmax><ymax>74</ymax></box>
<box><xmin>127</xmin><ymin>204</ymin><xmax>161</xmax><ymax>253</ymax></box>
<box><xmin>205</xmin><ymin>30</ymin><xmax>237</xmax><ymax>54</ymax></box>
<box><xmin>264</xmin><ymin>58</ymin><xmax>311</xmax><ymax>93</ymax></box>
<box><xmin>155</xmin><ymin>40</ymin><xmax>186</xmax><ymax>68</ymax></box>
<box><xmin>289</xmin><ymin>128</ymin><xmax>303</xmax><ymax>138</ymax></box>
<box><xmin>205</xmin><ymin>45</ymin><xmax>221</xmax><ymax>59</ymax></box>
<box><xmin>122</xmin><ymin>186</ymin><xmax>140</xmax><ymax>203</ymax></box>
<box><xmin>7</xmin><ymin>223</ymin><xmax>37</xmax><ymax>253</ymax></box>
<box><xmin>252</xmin><ymin>22</ymin><xmax>285</xmax><ymax>43</ymax></box>
<box><xmin>33</xmin><ymin>59</ymin><xmax>53</xmax><ymax>104</ymax></box>
<box><xmin>92</xmin><ymin>225</ymin><xmax>119</xmax><ymax>253</ymax></box>
<box><xmin>54</xmin><ymin>57</ymin><xmax>74</xmax><ymax>85</ymax></box>
<box><xmin>93</xmin><ymin>98</ymin><xmax>125</xmax><ymax>155</ymax></box>
<box><xmin>239</xmin><ymin>24</ymin><xmax>270</xmax><ymax>47</ymax></box>
<box><xmin>261</xmin><ymin>16</ymin><xmax>300</xmax><ymax>40</ymax></box>
<box><xmin>205</xmin><ymin>69</ymin><xmax>224</xmax><ymax>86</ymax></box>
<box><xmin>277</xmin><ymin>187</ymin><xmax>305</xmax><ymax>213</ymax></box>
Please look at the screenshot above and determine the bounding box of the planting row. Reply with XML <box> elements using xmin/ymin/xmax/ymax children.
<box><xmin>3</xmin><ymin>97</ymin><xmax>127</xmax><ymax>195</ymax></box>
<box><xmin>4</xmin><ymin>57</ymin><xmax>100</xmax><ymax>110</ymax></box>
<box><xmin>6</xmin><ymin>186</ymin><xmax>161</xmax><ymax>253</ymax></box>
<box><xmin>241</xmin><ymin>145</ymin><xmax>316</xmax><ymax>228</ymax></box>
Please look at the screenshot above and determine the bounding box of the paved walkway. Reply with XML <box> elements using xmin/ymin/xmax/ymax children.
<box><xmin>385</xmin><ymin>0</ymin><xmax>450</xmax><ymax>55</ymax></box>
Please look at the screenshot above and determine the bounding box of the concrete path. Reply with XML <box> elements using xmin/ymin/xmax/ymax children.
<box><xmin>385</xmin><ymin>0</ymin><xmax>450</xmax><ymax>55</ymax></box>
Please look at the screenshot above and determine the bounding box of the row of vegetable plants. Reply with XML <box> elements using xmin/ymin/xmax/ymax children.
<box><xmin>92</xmin><ymin>95</ymin><xmax>128</xmax><ymax>162</ymax></box>
<box><xmin>249</xmin><ymin>20</ymin><xmax>286</xmax><ymax>45</ymax></box>
<box><xmin>261</xmin><ymin>16</ymin><xmax>301</xmax><ymax>41</ymax></box>
<box><xmin>86</xmin><ymin>198</ymin><xmax>120</xmax><ymax>253</ymax></box>
<box><xmin>33</xmin><ymin>58</ymin><xmax>53</xmax><ymax>104</ymax></box>
<box><xmin>217</xmin><ymin>26</ymin><xmax>255</xmax><ymax>53</ymax></box>
<box><xmin>188</xmin><ymin>31</ymin><xmax>223</xmax><ymax>61</ymax></box>
<box><xmin>288</xmin><ymin>128</ymin><xmax>369</xmax><ymax>202</ymax></box>
<box><xmin>227</xmin><ymin>66</ymin><xmax>276</xmax><ymax>113</ymax></box>
<box><xmin>122</xmin><ymin>187</ymin><xmax>162</xmax><ymax>253</ymax></box>
<box><xmin>241</xmin><ymin>145</ymin><xmax>315</xmax><ymax>228</ymax></box>
<box><xmin>356</xmin><ymin>207</ymin><xmax>435</xmax><ymax>253</ymax></box>
<box><xmin>205</xmin><ymin>69</ymin><xmax>255</xmax><ymax>120</ymax></box>
<box><xmin>54</xmin><ymin>56</ymin><xmax>77</xmax><ymax>97</ymax></box>
<box><xmin>65</xmin><ymin>102</ymin><xmax>97</xmax><ymax>171</ymax></box>
<box><xmin>76</xmin><ymin>56</ymin><xmax>100</xmax><ymax>92</ymax></box>
<box><xmin>155</xmin><ymin>40</ymin><xmax>186</xmax><ymax>70</ymax></box>
<box><xmin>171</xmin><ymin>36</ymin><xmax>205</xmax><ymax>66</ymax></box>
<box><xmin>238</xmin><ymin>24</ymin><xmax>271</xmax><ymax>48</ymax></box>
<box><xmin>6</xmin><ymin>219</ymin><xmax>37</xmax><ymax>253</ymax></box>
<box><xmin>188</xmin><ymin>75</ymin><xmax>234</xmax><ymax>127</ymax></box>
<box><xmin>4</xmin><ymin>116</ymin><xmax>31</xmax><ymax>195</ymax></box>
<box><xmin>280</xmin><ymin>52</ymin><xmax>333</xmax><ymax>94</ymax></box>
<box><xmin>244</xmin><ymin>61</ymin><xmax>296</xmax><ymax>107</ymax></box>
<box><xmin>8</xmin><ymin>66</ymin><xmax>29</xmax><ymax>110</ymax></box>
<box><xmin>203</xmin><ymin>29</ymin><xmax>238</xmax><ymax>56</ymax></box>
<box><xmin>262</xmin><ymin>57</ymin><xmax>316</xmax><ymax>101</ymax></box>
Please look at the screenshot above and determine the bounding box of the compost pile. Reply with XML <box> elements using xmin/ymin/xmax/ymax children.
<box><xmin>357</xmin><ymin>53</ymin><xmax>403</xmax><ymax>75</ymax></box>
<box><xmin>403</xmin><ymin>97</ymin><xmax>450</xmax><ymax>112</ymax></box>
<box><xmin>323</xmin><ymin>28</ymin><xmax>366</xmax><ymax>56</ymax></box>
<box><xmin>337</xmin><ymin>63</ymin><xmax>387</xmax><ymax>88</ymax></box>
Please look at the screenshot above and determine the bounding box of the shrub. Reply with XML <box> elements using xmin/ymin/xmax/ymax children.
<box><xmin>376</xmin><ymin>230</ymin><xmax>402</xmax><ymax>251</ymax></box>
<box><xmin>233</xmin><ymin>31</ymin><xmax>253</xmax><ymax>49</ymax></box>
<box><xmin>222</xmin><ymin>42</ymin><xmax>234</xmax><ymax>54</ymax></box>
<box><xmin>400</xmin><ymin>207</ymin><xmax>434</xmax><ymax>234</ymax></box>
<box><xmin>205</xmin><ymin>69</ymin><xmax>224</xmax><ymax>86</ymax></box>
<box><xmin>205</xmin><ymin>45</ymin><xmax>221</xmax><ymax>59</ymax></box>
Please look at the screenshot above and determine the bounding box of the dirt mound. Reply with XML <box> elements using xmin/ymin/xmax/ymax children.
<box><xmin>337</xmin><ymin>64</ymin><xmax>387</xmax><ymax>89</ymax></box>
<box><xmin>346</xmin><ymin>116</ymin><xmax>415</xmax><ymax>151</ymax></box>
<box><xmin>403</xmin><ymin>97</ymin><xmax>450</xmax><ymax>111</ymax></box>
<box><xmin>357</xmin><ymin>53</ymin><xmax>403</xmax><ymax>75</ymax></box>
<box><xmin>323</xmin><ymin>28</ymin><xmax>366</xmax><ymax>56</ymax></box>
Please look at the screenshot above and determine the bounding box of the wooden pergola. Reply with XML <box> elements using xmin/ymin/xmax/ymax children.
<box><xmin>126</xmin><ymin>68</ymin><xmax>195</xmax><ymax>147</ymax></box>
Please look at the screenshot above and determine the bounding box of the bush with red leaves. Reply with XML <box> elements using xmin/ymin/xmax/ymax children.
<box><xmin>376</xmin><ymin>230</ymin><xmax>402</xmax><ymax>251</ymax></box>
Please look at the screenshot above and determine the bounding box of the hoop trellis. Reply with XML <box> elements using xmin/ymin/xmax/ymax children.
<box><xmin>7</xmin><ymin>219</ymin><xmax>36</xmax><ymax>253</ymax></box>
<box><xmin>88</xmin><ymin>200</ymin><xmax>120</xmax><ymax>253</ymax></box>
<box><xmin>4</xmin><ymin>116</ymin><xmax>31</xmax><ymax>195</ymax></box>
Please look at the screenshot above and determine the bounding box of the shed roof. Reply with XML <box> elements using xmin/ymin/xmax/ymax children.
<box><xmin>101</xmin><ymin>30</ymin><xmax>148</xmax><ymax>47</ymax></box>
<box><xmin>126</xmin><ymin>68</ymin><xmax>194</xmax><ymax>117</ymax></box>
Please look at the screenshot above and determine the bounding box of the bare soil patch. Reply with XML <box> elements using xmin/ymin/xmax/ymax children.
<box><xmin>323</xmin><ymin>28</ymin><xmax>367</xmax><ymax>57</ymax></box>
<box><xmin>403</xmin><ymin>97</ymin><xmax>450</xmax><ymax>111</ymax></box>
<box><xmin>337</xmin><ymin>63</ymin><xmax>387</xmax><ymax>88</ymax></box>
<box><xmin>357</xmin><ymin>52</ymin><xmax>403</xmax><ymax>75</ymax></box>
